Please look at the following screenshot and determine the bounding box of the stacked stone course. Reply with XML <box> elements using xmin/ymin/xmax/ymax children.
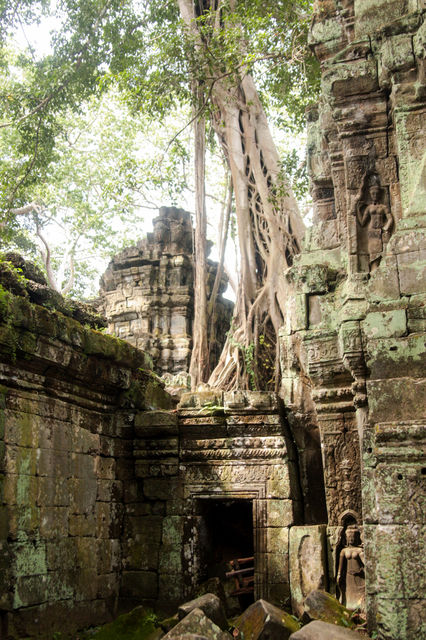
<box><xmin>0</xmin><ymin>2</ymin><xmax>425</xmax><ymax>639</ymax></box>
<box><xmin>99</xmin><ymin>206</ymin><xmax>233</xmax><ymax>381</ymax></box>
<box><xmin>130</xmin><ymin>390</ymin><xmax>311</xmax><ymax>613</ymax></box>
<box><xmin>0</xmin><ymin>286</ymin><xmax>170</xmax><ymax>637</ymax></box>
<box><xmin>281</xmin><ymin>1</ymin><xmax>426</xmax><ymax>638</ymax></box>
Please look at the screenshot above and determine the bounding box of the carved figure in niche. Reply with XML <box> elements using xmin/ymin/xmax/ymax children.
<box><xmin>355</xmin><ymin>175</ymin><xmax>393</xmax><ymax>272</ymax></box>
<box><xmin>337</xmin><ymin>523</ymin><xmax>365</xmax><ymax>611</ymax></box>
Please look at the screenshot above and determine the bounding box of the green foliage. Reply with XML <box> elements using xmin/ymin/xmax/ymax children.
<box><xmin>1</xmin><ymin>87</ymin><xmax>198</xmax><ymax>297</ymax></box>
<box><xmin>198</xmin><ymin>400</ymin><xmax>225</xmax><ymax>415</ymax></box>
<box><xmin>1</xmin><ymin>0</ymin><xmax>318</xmax><ymax>296</ymax></box>
<box><xmin>1</xmin><ymin>0</ymin><xmax>318</xmax><ymax>208</ymax></box>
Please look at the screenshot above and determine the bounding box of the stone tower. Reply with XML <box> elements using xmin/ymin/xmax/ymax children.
<box><xmin>99</xmin><ymin>206</ymin><xmax>233</xmax><ymax>382</ymax></box>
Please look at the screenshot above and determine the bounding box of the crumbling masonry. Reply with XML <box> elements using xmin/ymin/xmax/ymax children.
<box><xmin>0</xmin><ymin>1</ymin><xmax>424</xmax><ymax>639</ymax></box>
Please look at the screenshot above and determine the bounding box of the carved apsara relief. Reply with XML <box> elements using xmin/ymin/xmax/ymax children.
<box><xmin>353</xmin><ymin>174</ymin><xmax>394</xmax><ymax>272</ymax></box>
<box><xmin>336</xmin><ymin>513</ymin><xmax>365</xmax><ymax>612</ymax></box>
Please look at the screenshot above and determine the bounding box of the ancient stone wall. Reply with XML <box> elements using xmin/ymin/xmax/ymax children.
<box><xmin>0</xmin><ymin>283</ymin><xmax>170</xmax><ymax>637</ymax></box>
<box><xmin>282</xmin><ymin>1</ymin><xmax>425</xmax><ymax>638</ymax></box>
<box><xmin>99</xmin><ymin>206</ymin><xmax>233</xmax><ymax>382</ymax></box>
<box><xmin>130</xmin><ymin>390</ymin><xmax>309</xmax><ymax>613</ymax></box>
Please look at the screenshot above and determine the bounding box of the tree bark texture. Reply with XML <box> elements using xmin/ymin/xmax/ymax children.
<box><xmin>188</xmin><ymin>104</ymin><xmax>210</xmax><ymax>387</ymax></box>
<box><xmin>178</xmin><ymin>0</ymin><xmax>305</xmax><ymax>389</ymax></box>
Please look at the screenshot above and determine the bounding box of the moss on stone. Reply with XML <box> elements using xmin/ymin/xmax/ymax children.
<box><xmin>88</xmin><ymin>606</ymin><xmax>161</xmax><ymax>640</ymax></box>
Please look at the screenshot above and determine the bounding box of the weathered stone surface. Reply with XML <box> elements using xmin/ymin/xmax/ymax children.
<box><xmin>283</xmin><ymin>3</ymin><xmax>426</xmax><ymax>638</ymax></box>
<box><xmin>163</xmin><ymin>608</ymin><xmax>231</xmax><ymax>640</ymax></box>
<box><xmin>303</xmin><ymin>591</ymin><xmax>354</xmax><ymax>628</ymax></box>
<box><xmin>233</xmin><ymin>599</ymin><xmax>300</xmax><ymax>640</ymax></box>
<box><xmin>0</xmin><ymin>285</ymin><xmax>171</xmax><ymax>636</ymax></box>
<box><xmin>289</xmin><ymin>526</ymin><xmax>327</xmax><ymax>617</ymax></box>
<box><xmin>99</xmin><ymin>207</ymin><xmax>232</xmax><ymax>378</ymax></box>
<box><xmin>289</xmin><ymin>620</ymin><xmax>366</xmax><ymax>640</ymax></box>
<box><xmin>178</xmin><ymin>594</ymin><xmax>228</xmax><ymax>631</ymax></box>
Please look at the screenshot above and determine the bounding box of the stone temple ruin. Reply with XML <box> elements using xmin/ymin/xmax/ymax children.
<box><xmin>98</xmin><ymin>206</ymin><xmax>233</xmax><ymax>385</ymax></box>
<box><xmin>0</xmin><ymin>2</ymin><xmax>424</xmax><ymax>639</ymax></box>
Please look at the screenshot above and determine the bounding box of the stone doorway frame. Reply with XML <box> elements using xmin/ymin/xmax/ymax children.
<box><xmin>186</xmin><ymin>483</ymin><xmax>267</xmax><ymax>600</ymax></box>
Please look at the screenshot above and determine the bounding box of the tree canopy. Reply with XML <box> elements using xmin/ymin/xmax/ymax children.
<box><xmin>1</xmin><ymin>0</ymin><xmax>317</xmax><ymax>213</ymax></box>
<box><xmin>0</xmin><ymin>0</ymin><xmax>320</xmax><ymax>388</ymax></box>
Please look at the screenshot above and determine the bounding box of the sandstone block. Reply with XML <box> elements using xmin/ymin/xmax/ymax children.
<box><xmin>355</xmin><ymin>0</ymin><xmax>413</xmax><ymax>37</ymax></box>
<box><xmin>69</xmin><ymin>513</ymin><xmax>96</xmax><ymax>537</ymax></box>
<box><xmin>94</xmin><ymin>455</ymin><xmax>116</xmax><ymax>480</ymax></box>
<box><xmin>120</xmin><ymin>570</ymin><xmax>158</xmax><ymax>599</ymax></box>
<box><xmin>363</xmin><ymin>309</ymin><xmax>407</xmax><ymax>340</ymax></box>
<box><xmin>69</xmin><ymin>477</ymin><xmax>96</xmax><ymax>513</ymax></box>
<box><xmin>178</xmin><ymin>593</ymin><xmax>228</xmax><ymax>630</ymax></box>
<box><xmin>366</xmin><ymin>334</ymin><xmax>426</xmax><ymax>380</ymax></box>
<box><xmin>265</xmin><ymin>551</ymin><xmax>289</xmax><ymax>584</ymax></box>
<box><xmin>303</xmin><ymin>591</ymin><xmax>355</xmax><ymax>627</ymax></box>
<box><xmin>69</xmin><ymin>452</ymin><xmax>94</xmax><ymax>479</ymax></box>
<box><xmin>266</xmin><ymin>465</ymin><xmax>294</xmax><ymax>500</ymax></box>
<box><xmin>162</xmin><ymin>515</ymin><xmax>184</xmax><ymax>547</ymax></box>
<box><xmin>373</xmin><ymin>461</ymin><xmax>425</xmax><ymax>525</ymax></box>
<box><xmin>135</xmin><ymin>410</ymin><xmax>178</xmax><ymax>436</ymax></box>
<box><xmin>46</xmin><ymin>538</ymin><xmax>76</xmax><ymax>570</ymax></box>
<box><xmin>368</xmin><ymin>254</ymin><xmax>400</xmax><ymax>301</ymax></box>
<box><xmin>371</xmin><ymin>524</ymin><xmax>425</xmax><ymax>599</ymax></box>
<box><xmin>144</xmin><ymin>477</ymin><xmax>183</xmax><ymax>501</ymax></box>
<box><xmin>96</xmin><ymin>501</ymin><xmax>123</xmax><ymax>538</ymax></box>
<box><xmin>266</xmin><ymin>526</ymin><xmax>289</xmax><ymax>553</ymax></box>
<box><xmin>37</xmin><ymin>475</ymin><xmax>71</xmax><ymax>507</ymax></box>
<box><xmin>39</xmin><ymin>506</ymin><xmax>68</xmax><ymax>539</ymax></box>
<box><xmin>97</xmin><ymin>538</ymin><xmax>121</xmax><ymax>574</ymax></box>
<box><xmin>123</xmin><ymin>536</ymin><xmax>159</xmax><ymax>571</ymax></box>
<box><xmin>234</xmin><ymin>599</ymin><xmax>299</xmax><ymax>640</ymax></box>
<box><xmin>397</xmin><ymin>250</ymin><xmax>426</xmax><ymax>296</ymax></box>
<box><xmin>373</xmin><ymin>596</ymin><xmax>426</xmax><ymax>640</ymax></box>
<box><xmin>14</xmin><ymin>574</ymin><xmax>48</xmax><ymax>607</ymax></box>
<box><xmin>97</xmin><ymin>478</ymin><xmax>123</xmax><ymax>503</ymax></box>
<box><xmin>159</xmin><ymin>548</ymin><xmax>182</xmax><ymax>574</ymax></box>
<box><xmin>367</xmin><ymin>377</ymin><xmax>426</xmax><ymax>422</ymax></box>
<box><xmin>289</xmin><ymin>620</ymin><xmax>364</xmax><ymax>639</ymax></box>
<box><xmin>289</xmin><ymin>526</ymin><xmax>327</xmax><ymax>618</ymax></box>
<box><xmin>158</xmin><ymin>572</ymin><xmax>185</xmax><ymax>603</ymax></box>
<box><xmin>263</xmin><ymin>500</ymin><xmax>295</xmax><ymax>527</ymax></box>
<box><xmin>163</xmin><ymin>608</ymin><xmax>230</xmax><ymax>640</ymax></box>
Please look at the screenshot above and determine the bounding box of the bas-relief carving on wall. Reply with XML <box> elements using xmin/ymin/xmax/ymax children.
<box><xmin>353</xmin><ymin>174</ymin><xmax>394</xmax><ymax>273</ymax></box>
<box><xmin>336</xmin><ymin>516</ymin><xmax>365</xmax><ymax>612</ymax></box>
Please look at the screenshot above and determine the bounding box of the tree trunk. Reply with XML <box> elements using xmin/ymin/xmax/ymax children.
<box><xmin>188</xmin><ymin>103</ymin><xmax>210</xmax><ymax>388</ymax></box>
<box><xmin>178</xmin><ymin>0</ymin><xmax>305</xmax><ymax>390</ymax></box>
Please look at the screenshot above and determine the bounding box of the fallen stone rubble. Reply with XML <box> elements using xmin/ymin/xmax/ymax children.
<box><xmin>87</xmin><ymin>592</ymin><xmax>371</xmax><ymax>640</ymax></box>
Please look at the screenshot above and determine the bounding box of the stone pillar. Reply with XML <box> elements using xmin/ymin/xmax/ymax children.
<box><xmin>284</xmin><ymin>2</ymin><xmax>425</xmax><ymax>637</ymax></box>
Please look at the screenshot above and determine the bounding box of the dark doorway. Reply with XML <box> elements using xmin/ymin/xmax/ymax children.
<box><xmin>197</xmin><ymin>499</ymin><xmax>254</xmax><ymax>610</ymax></box>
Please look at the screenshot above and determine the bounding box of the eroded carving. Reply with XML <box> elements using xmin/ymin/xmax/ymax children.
<box><xmin>337</xmin><ymin>519</ymin><xmax>365</xmax><ymax>611</ymax></box>
<box><xmin>354</xmin><ymin>174</ymin><xmax>393</xmax><ymax>272</ymax></box>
